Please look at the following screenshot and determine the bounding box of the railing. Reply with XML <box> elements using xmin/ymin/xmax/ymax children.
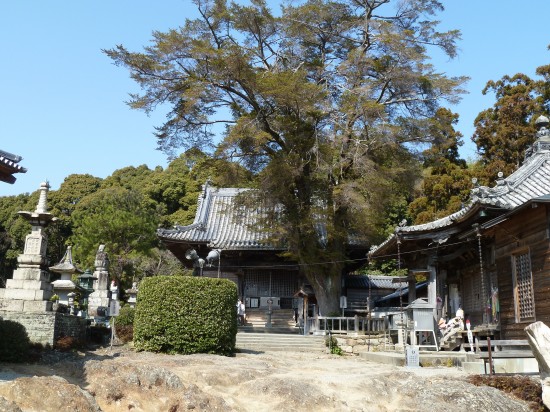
<box><xmin>304</xmin><ymin>315</ymin><xmax>388</xmax><ymax>335</ymax></box>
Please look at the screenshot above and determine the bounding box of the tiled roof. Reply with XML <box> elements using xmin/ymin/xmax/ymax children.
<box><xmin>0</xmin><ymin>149</ymin><xmax>27</xmax><ymax>184</ymax></box>
<box><xmin>370</xmin><ymin>121</ymin><xmax>550</xmax><ymax>255</ymax></box>
<box><xmin>157</xmin><ymin>184</ymin><xmax>279</xmax><ymax>250</ymax></box>
<box><xmin>345</xmin><ymin>274</ymin><xmax>407</xmax><ymax>290</ymax></box>
<box><xmin>375</xmin><ymin>281</ymin><xmax>428</xmax><ymax>303</ymax></box>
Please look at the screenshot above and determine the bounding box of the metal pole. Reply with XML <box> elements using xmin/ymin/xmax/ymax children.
<box><xmin>475</xmin><ymin>224</ymin><xmax>487</xmax><ymax>325</ymax></box>
<box><xmin>217</xmin><ymin>252</ymin><xmax>221</xmax><ymax>278</ymax></box>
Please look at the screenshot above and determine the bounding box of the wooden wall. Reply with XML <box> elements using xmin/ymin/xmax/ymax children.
<box><xmin>494</xmin><ymin>204</ymin><xmax>550</xmax><ymax>339</ymax></box>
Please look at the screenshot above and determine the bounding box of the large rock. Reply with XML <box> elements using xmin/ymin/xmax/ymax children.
<box><xmin>525</xmin><ymin>321</ymin><xmax>550</xmax><ymax>408</ymax></box>
<box><xmin>0</xmin><ymin>375</ymin><xmax>100</xmax><ymax>412</ymax></box>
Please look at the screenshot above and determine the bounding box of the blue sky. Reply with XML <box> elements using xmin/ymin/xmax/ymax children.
<box><xmin>1</xmin><ymin>1</ymin><xmax>549</xmax><ymax>196</ymax></box>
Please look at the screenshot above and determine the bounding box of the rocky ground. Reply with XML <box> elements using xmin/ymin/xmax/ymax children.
<box><xmin>0</xmin><ymin>344</ymin><xmax>538</xmax><ymax>412</ymax></box>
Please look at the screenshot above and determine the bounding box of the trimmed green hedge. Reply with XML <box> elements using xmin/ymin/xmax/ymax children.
<box><xmin>0</xmin><ymin>319</ymin><xmax>30</xmax><ymax>362</ymax></box>
<box><xmin>133</xmin><ymin>276</ymin><xmax>238</xmax><ymax>355</ymax></box>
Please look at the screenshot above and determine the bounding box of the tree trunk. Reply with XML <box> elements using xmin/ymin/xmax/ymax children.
<box><xmin>525</xmin><ymin>321</ymin><xmax>550</xmax><ymax>409</ymax></box>
<box><xmin>303</xmin><ymin>263</ymin><xmax>342</xmax><ymax>316</ymax></box>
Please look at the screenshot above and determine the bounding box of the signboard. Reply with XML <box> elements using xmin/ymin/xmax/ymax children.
<box><xmin>406</xmin><ymin>345</ymin><xmax>420</xmax><ymax>367</ymax></box>
<box><xmin>109</xmin><ymin>300</ymin><xmax>120</xmax><ymax>317</ymax></box>
<box><xmin>340</xmin><ymin>296</ymin><xmax>347</xmax><ymax>309</ymax></box>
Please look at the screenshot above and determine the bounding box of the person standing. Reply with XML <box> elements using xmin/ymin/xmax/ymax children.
<box><xmin>238</xmin><ymin>298</ymin><xmax>246</xmax><ymax>326</ymax></box>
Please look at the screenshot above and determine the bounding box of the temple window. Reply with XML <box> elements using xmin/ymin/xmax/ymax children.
<box><xmin>512</xmin><ymin>250</ymin><xmax>535</xmax><ymax>322</ymax></box>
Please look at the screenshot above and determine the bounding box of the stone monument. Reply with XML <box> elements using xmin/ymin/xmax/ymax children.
<box><xmin>0</xmin><ymin>182</ymin><xmax>57</xmax><ymax>312</ymax></box>
<box><xmin>87</xmin><ymin>244</ymin><xmax>111</xmax><ymax>317</ymax></box>
<box><xmin>0</xmin><ymin>182</ymin><xmax>87</xmax><ymax>345</ymax></box>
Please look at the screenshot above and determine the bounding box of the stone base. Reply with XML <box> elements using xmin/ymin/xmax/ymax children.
<box><xmin>2</xmin><ymin>288</ymin><xmax>52</xmax><ymax>301</ymax></box>
<box><xmin>0</xmin><ymin>311</ymin><xmax>87</xmax><ymax>346</ymax></box>
<box><xmin>0</xmin><ymin>298</ymin><xmax>52</xmax><ymax>312</ymax></box>
<box><xmin>88</xmin><ymin>291</ymin><xmax>110</xmax><ymax>317</ymax></box>
<box><xmin>11</xmin><ymin>267</ymin><xmax>50</xmax><ymax>282</ymax></box>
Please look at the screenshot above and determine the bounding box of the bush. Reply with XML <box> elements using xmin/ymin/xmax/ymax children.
<box><xmin>113</xmin><ymin>305</ymin><xmax>136</xmax><ymax>343</ymax></box>
<box><xmin>325</xmin><ymin>335</ymin><xmax>342</xmax><ymax>355</ymax></box>
<box><xmin>133</xmin><ymin>276</ymin><xmax>238</xmax><ymax>355</ymax></box>
<box><xmin>116</xmin><ymin>305</ymin><xmax>135</xmax><ymax>326</ymax></box>
<box><xmin>0</xmin><ymin>320</ymin><xmax>31</xmax><ymax>362</ymax></box>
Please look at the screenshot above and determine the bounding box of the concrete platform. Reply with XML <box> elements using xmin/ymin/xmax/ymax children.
<box><xmin>359</xmin><ymin>349</ymin><xmax>469</xmax><ymax>367</ymax></box>
<box><xmin>360</xmin><ymin>349</ymin><xmax>540</xmax><ymax>376</ymax></box>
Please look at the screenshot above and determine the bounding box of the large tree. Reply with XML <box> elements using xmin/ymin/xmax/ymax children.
<box><xmin>69</xmin><ymin>187</ymin><xmax>161</xmax><ymax>285</ymax></box>
<box><xmin>105</xmin><ymin>0</ymin><xmax>466</xmax><ymax>314</ymax></box>
<box><xmin>408</xmin><ymin>108</ymin><xmax>471</xmax><ymax>224</ymax></box>
<box><xmin>473</xmin><ymin>70</ymin><xmax>549</xmax><ymax>185</ymax></box>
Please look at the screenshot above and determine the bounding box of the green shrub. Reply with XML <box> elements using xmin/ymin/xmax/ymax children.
<box><xmin>116</xmin><ymin>305</ymin><xmax>135</xmax><ymax>326</ymax></box>
<box><xmin>133</xmin><ymin>276</ymin><xmax>238</xmax><ymax>355</ymax></box>
<box><xmin>0</xmin><ymin>320</ymin><xmax>31</xmax><ymax>362</ymax></box>
<box><xmin>113</xmin><ymin>306</ymin><xmax>135</xmax><ymax>343</ymax></box>
<box><xmin>325</xmin><ymin>335</ymin><xmax>343</xmax><ymax>355</ymax></box>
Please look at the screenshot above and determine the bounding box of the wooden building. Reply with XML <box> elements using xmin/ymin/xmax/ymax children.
<box><xmin>369</xmin><ymin>115</ymin><xmax>550</xmax><ymax>341</ymax></box>
<box><xmin>0</xmin><ymin>149</ymin><xmax>26</xmax><ymax>184</ymax></box>
<box><xmin>157</xmin><ymin>182</ymin><xmax>369</xmax><ymax>312</ymax></box>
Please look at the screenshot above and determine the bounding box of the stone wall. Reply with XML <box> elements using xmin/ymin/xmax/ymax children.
<box><xmin>334</xmin><ymin>334</ymin><xmax>394</xmax><ymax>354</ymax></box>
<box><xmin>0</xmin><ymin>311</ymin><xmax>87</xmax><ymax>346</ymax></box>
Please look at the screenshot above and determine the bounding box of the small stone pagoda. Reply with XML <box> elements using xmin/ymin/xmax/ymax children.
<box><xmin>0</xmin><ymin>182</ymin><xmax>57</xmax><ymax>312</ymax></box>
<box><xmin>49</xmin><ymin>246</ymin><xmax>82</xmax><ymax>306</ymax></box>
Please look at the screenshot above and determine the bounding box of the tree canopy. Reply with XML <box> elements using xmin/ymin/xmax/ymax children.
<box><xmin>473</xmin><ymin>66</ymin><xmax>550</xmax><ymax>184</ymax></box>
<box><xmin>105</xmin><ymin>0</ymin><xmax>466</xmax><ymax>313</ymax></box>
<box><xmin>407</xmin><ymin>108</ymin><xmax>471</xmax><ymax>224</ymax></box>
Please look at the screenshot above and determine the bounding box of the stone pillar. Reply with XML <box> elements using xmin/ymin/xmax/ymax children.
<box><xmin>88</xmin><ymin>244</ymin><xmax>111</xmax><ymax>317</ymax></box>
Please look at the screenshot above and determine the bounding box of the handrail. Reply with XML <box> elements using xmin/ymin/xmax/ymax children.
<box><xmin>304</xmin><ymin>315</ymin><xmax>387</xmax><ymax>335</ymax></box>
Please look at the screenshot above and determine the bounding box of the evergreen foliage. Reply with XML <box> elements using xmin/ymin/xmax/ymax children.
<box><xmin>104</xmin><ymin>0</ymin><xmax>466</xmax><ymax>314</ymax></box>
<box><xmin>0</xmin><ymin>319</ymin><xmax>31</xmax><ymax>362</ymax></box>
<box><xmin>133</xmin><ymin>276</ymin><xmax>237</xmax><ymax>355</ymax></box>
<box><xmin>408</xmin><ymin>108</ymin><xmax>472</xmax><ymax>224</ymax></box>
<box><xmin>116</xmin><ymin>305</ymin><xmax>135</xmax><ymax>326</ymax></box>
<box><xmin>473</xmin><ymin>68</ymin><xmax>550</xmax><ymax>185</ymax></box>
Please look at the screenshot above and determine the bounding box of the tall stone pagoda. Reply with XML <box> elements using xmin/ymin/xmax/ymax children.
<box><xmin>0</xmin><ymin>182</ymin><xmax>57</xmax><ymax>312</ymax></box>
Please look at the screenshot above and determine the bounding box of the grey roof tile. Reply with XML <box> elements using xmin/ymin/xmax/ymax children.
<box><xmin>157</xmin><ymin>185</ymin><xmax>279</xmax><ymax>250</ymax></box>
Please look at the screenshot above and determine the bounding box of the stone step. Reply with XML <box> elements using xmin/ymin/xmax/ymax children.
<box><xmin>236</xmin><ymin>332</ymin><xmax>326</xmax><ymax>352</ymax></box>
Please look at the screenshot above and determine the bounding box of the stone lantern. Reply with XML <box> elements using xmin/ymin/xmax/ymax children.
<box><xmin>125</xmin><ymin>281</ymin><xmax>138</xmax><ymax>308</ymax></box>
<box><xmin>77</xmin><ymin>269</ymin><xmax>97</xmax><ymax>318</ymax></box>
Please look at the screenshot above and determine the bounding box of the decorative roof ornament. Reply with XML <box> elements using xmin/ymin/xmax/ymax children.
<box><xmin>536</xmin><ymin>115</ymin><xmax>550</xmax><ymax>140</ymax></box>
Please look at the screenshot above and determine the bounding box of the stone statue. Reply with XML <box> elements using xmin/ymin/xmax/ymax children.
<box><xmin>94</xmin><ymin>244</ymin><xmax>109</xmax><ymax>271</ymax></box>
<box><xmin>525</xmin><ymin>321</ymin><xmax>550</xmax><ymax>408</ymax></box>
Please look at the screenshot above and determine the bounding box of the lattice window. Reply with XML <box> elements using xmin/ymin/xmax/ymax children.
<box><xmin>513</xmin><ymin>251</ymin><xmax>535</xmax><ymax>322</ymax></box>
<box><xmin>244</xmin><ymin>269</ymin><xmax>297</xmax><ymax>297</ymax></box>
